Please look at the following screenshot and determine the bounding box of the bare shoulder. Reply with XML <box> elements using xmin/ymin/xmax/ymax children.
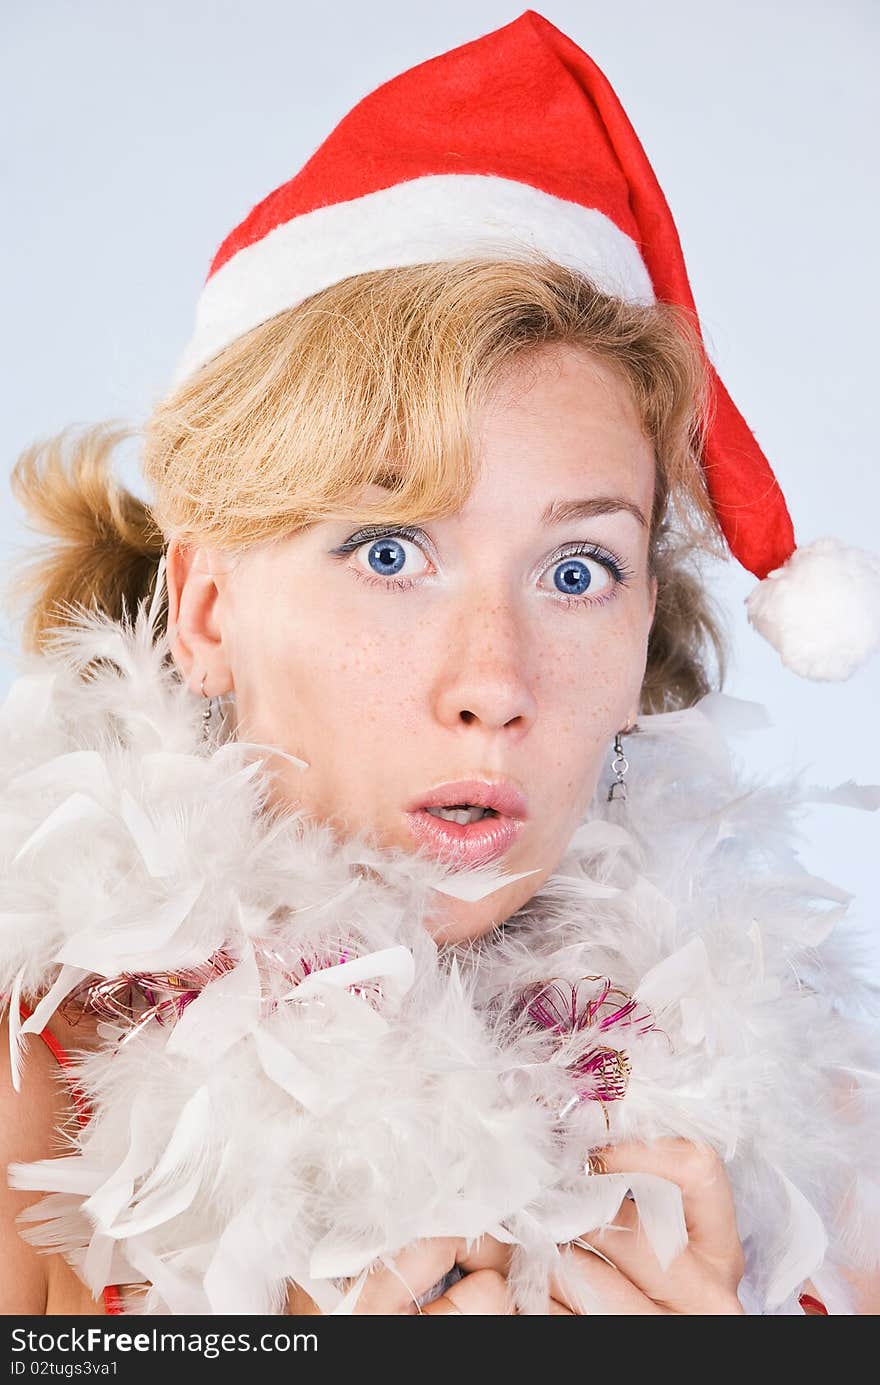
<box><xmin>0</xmin><ymin>1005</ymin><xmax>104</xmax><ymax>1314</ymax></box>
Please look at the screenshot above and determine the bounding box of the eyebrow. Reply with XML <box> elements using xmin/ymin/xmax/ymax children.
<box><xmin>541</xmin><ymin>496</ymin><xmax>649</xmax><ymax>530</ymax></box>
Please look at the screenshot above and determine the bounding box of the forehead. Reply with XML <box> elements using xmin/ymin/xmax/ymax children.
<box><xmin>366</xmin><ymin>345</ymin><xmax>655</xmax><ymax>528</ymax></box>
<box><xmin>482</xmin><ymin>343</ymin><xmax>650</xmax><ymax>472</ymax></box>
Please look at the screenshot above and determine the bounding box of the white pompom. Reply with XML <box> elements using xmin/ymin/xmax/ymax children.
<box><xmin>745</xmin><ymin>536</ymin><xmax>880</xmax><ymax>680</ymax></box>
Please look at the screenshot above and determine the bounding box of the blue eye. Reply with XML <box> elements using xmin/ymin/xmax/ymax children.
<box><xmin>546</xmin><ymin>554</ymin><xmax>612</xmax><ymax>601</ymax></box>
<box><xmin>361</xmin><ymin>535</ymin><xmax>421</xmax><ymax>579</ymax></box>
<box><xmin>330</xmin><ymin>526</ymin><xmax>632</xmax><ymax>607</ymax></box>
<box><xmin>357</xmin><ymin>531</ymin><xmax>429</xmax><ymax>581</ymax></box>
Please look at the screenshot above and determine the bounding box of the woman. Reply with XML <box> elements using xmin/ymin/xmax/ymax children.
<box><xmin>2</xmin><ymin>11</ymin><xmax>878</xmax><ymax>1315</ymax></box>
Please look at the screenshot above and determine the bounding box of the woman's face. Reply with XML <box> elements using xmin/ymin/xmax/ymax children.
<box><xmin>167</xmin><ymin>342</ymin><xmax>657</xmax><ymax>943</ymax></box>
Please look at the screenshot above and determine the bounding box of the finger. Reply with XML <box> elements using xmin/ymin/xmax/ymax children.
<box><xmin>571</xmin><ymin>1195</ymin><xmax>712</xmax><ymax>1309</ymax></box>
<box><xmin>352</xmin><ymin>1238</ymin><xmax>459</xmax><ymax>1315</ymax></box>
<box><xmin>454</xmin><ymin>1236</ymin><xmax>579</xmax><ymax>1314</ymax></box>
<box><xmin>422</xmin><ymin>1295</ymin><xmax>466</xmax><ymax>1316</ymax></box>
<box><xmin>420</xmin><ymin>1268</ymin><xmax>513</xmax><ymax>1315</ymax></box>
<box><xmin>549</xmin><ymin>1242</ymin><xmax>666</xmax><ymax>1316</ymax></box>
<box><xmin>395</xmin><ymin>1233</ymin><xmax>509</xmax><ymax>1313</ymax></box>
<box><xmin>455</xmin><ymin>1233</ymin><xmax>512</xmax><ymax>1277</ymax></box>
<box><xmin>454</xmin><ymin>1236</ymin><xmax>583</xmax><ymax>1314</ymax></box>
<box><xmin>549</xmin><ymin>1297</ymin><xmax>576</xmax><ymax>1315</ymax></box>
<box><xmin>590</xmin><ymin>1139</ymin><xmax>741</xmax><ymax>1263</ymax></box>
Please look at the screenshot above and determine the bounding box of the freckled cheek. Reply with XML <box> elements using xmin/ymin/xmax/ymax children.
<box><xmin>298</xmin><ymin>637</ymin><xmax>430</xmax><ymax>827</ymax></box>
<box><xmin>536</xmin><ymin>629</ymin><xmax>645</xmax><ymax>802</ymax></box>
<box><xmin>257</xmin><ymin>615</ymin><xmax>423</xmax><ymax>745</ymax></box>
<box><xmin>541</xmin><ymin>623</ymin><xmax>644</xmax><ymax>713</ymax></box>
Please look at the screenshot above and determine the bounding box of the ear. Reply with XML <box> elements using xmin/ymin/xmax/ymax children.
<box><xmin>165</xmin><ymin>538</ymin><xmax>234</xmax><ymax>696</ymax></box>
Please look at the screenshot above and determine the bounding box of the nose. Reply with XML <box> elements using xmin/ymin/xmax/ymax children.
<box><xmin>432</xmin><ymin>593</ymin><xmax>538</xmax><ymax>738</ymax></box>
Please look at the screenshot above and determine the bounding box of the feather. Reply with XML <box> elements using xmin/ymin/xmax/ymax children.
<box><xmin>7</xmin><ymin>966</ymin><xmax>25</xmax><ymax>1092</ymax></box>
<box><xmin>164</xmin><ymin>940</ymin><xmax>261</xmax><ymax>1060</ymax></box>
<box><xmin>626</xmin><ymin>1171</ymin><xmax>689</xmax><ymax>1271</ymax></box>
<box><xmin>8</xmin><ymin>1158</ymin><xmax>105</xmax><ymax>1196</ymax></box>
<box><xmin>0</xmin><ymin>669</ymin><xmax>56</xmax><ymax>730</ymax></box>
<box><xmin>764</xmin><ymin>1166</ymin><xmax>828</xmax><ymax>1308</ymax></box>
<box><xmin>12</xmin><ymin>791</ymin><xmax>112</xmax><ymax>864</ymax></box>
<box><xmin>329</xmin><ymin>1267</ymin><xmax>370</xmax><ymax>1315</ymax></box>
<box><xmin>105</xmin><ymin>1165</ymin><xmax>203</xmax><ymax>1242</ymax></box>
<box><xmin>54</xmin><ymin>881</ymin><xmax>206</xmax><ymax>973</ymax></box>
<box><xmin>430</xmin><ymin>864</ymin><xmax>544</xmax><ymax>902</ymax></box>
<box><xmin>253</xmin><ymin>1026</ymin><xmax>337</xmax><ymax>1114</ymax></box>
<box><xmin>283</xmin><ymin>945</ymin><xmax>415</xmax><ymax>1002</ymax></box>
<box><xmin>7</xmin><ymin>750</ymin><xmax>115</xmax><ymax>803</ymax></box>
<box><xmin>81</xmin><ymin>1229</ymin><xmax>118</xmax><ymax>1297</ymax></box>
<box><xmin>19</xmin><ymin>965</ymin><xmax>89</xmax><ymax>1040</ymax></box>
<box><xmin>203</xmin><ymin>1204</ymin><xmax>289</xmax><ymax>1315</ymax></box>
<box><xmin>122</xmin><ymin>1087</ymin><xmax>212</xmax><ymax>1207</ymax></box>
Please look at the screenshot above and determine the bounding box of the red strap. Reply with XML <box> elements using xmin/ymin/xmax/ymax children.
<box><xmin>12</xmin><ymin>997</ymin><xmax>124</xmax><ymax>1315</ymax></box>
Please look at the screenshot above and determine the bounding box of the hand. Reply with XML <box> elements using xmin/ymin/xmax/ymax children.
<box><xmin>285</xmin><ymin>1237</ymin><xmax>508</xmax><ymax>1315</ymax></box>
<box><xmin>287</xmin><ymin>1138</ymin><xmax>746</xmax><ymax>1315</ymax></box>
<box><xmin>285</xmin><ymin>1235</ymin><xmax>572</xmax><ymax>1314</ymax></box>
<box><xmin>563</xmin><ymin>1138</ymin><xmax>747</xmax><ymax>1314</ymax></box>
<box><xmin>459</xmin><ymin>1137</ymin><xmax>746</xmax><ymax>1314</ymax></box>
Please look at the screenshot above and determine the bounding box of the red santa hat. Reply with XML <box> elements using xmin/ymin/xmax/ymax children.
<box><xmin>171</xmin><ymin>8</ymin><xmax>880</xmax><ymax>682</ymax></box>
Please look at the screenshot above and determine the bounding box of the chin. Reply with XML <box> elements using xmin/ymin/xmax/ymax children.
<box><xmin>422</xmin><ymin>889</ymin><xmax>517</xmax><ymax>947</ymax></box>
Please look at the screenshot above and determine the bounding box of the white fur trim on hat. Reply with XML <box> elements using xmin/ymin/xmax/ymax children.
<box><xmin>171</xmin><ymin>174</ymin><xmax>656</xmax><ymax>388</ymax></box>
<box><xmin>745</xmin><ymin>536</ymin><xmax>880</xmax><ymax>681</ymax></box>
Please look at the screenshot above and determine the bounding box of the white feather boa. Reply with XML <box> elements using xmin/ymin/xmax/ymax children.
<box><xmin>2</xmin><ymin>577</ymin><xmax>879</xmax><ymax>1316</ymax></box>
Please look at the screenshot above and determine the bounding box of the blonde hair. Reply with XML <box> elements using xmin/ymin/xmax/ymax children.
<box><xmin>3</xmin><ymin>253</ymin><xmax>730</xmax><ymax>712</ymax></box>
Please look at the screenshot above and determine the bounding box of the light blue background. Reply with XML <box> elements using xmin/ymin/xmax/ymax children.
<box><xmin>2</xmin><ymin>2</ymin><xmax>878</xmax><ymax>969</ymax></box>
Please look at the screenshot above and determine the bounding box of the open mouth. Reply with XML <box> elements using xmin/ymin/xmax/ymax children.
<box><xmin>404</xmin><ymin>778</ymin><xmax>527</xmax><ymax>866</ymax></box>
<box><xmin>423</xmin><ymin>804</ymin><xmax>500</xmax><ymax>825</ymax></box>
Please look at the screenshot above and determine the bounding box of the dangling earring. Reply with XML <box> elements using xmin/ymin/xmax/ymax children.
<box><xmin>200</xmin><ymin>671</ymin><xmax>216</xmax><ymax>735</ymax></box>
<box><xmin>607</xmin><ymin>724</ymin><xmax>635</xmax><ymax>803</ymax></box>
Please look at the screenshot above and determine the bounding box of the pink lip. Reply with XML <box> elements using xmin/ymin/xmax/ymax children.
<box><xmin>406</xmin><ymin>779</ymin><xmax>528</xmax><ymax>819</ymax></box>
<box><xmin>405</xmin><ymin>807</ymin><xmax>525</xmax><ymax>867</ymax></box>
<box><xmin>404</xmin><ymin>778</ymin><xmax>528</xmax><ymax>868</ymax></box>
